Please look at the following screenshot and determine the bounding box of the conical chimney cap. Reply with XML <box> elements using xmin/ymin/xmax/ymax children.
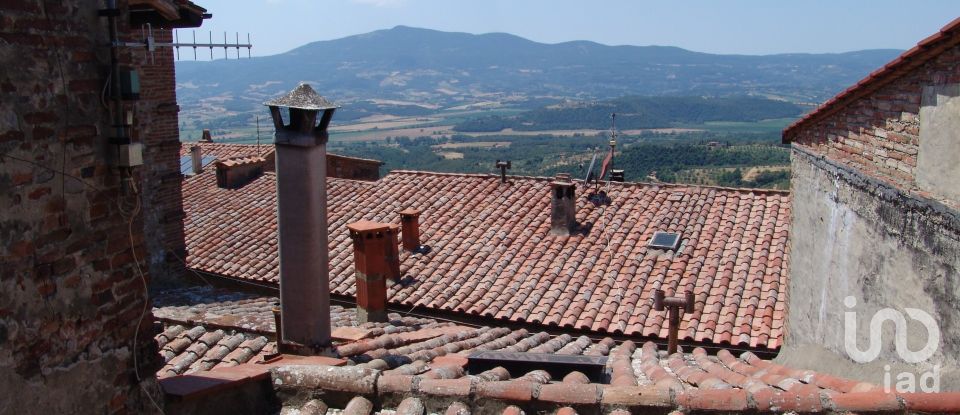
<box><xmin>264</xmin><ymin>82</ymin><xmax>338</xmax><ymax>111</ymax></box>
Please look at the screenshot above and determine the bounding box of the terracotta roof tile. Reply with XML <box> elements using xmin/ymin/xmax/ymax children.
<box><xmin>183</xmin><ymin>169</ymin><xmax>791</xmax><ymax>350</ymax></box>
<box><xmin>155</xmin><ymin>288</ymin><xmax>960</xmax><ymax>414</ymax></box>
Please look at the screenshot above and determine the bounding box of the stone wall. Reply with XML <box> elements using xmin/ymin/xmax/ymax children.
<box><xmin>778</xmin><ymin>147</ymin><xmax>960</xmax><ymax>391</ymax></box>
<box><xmin>786</xmin><ymin>42</ymin><xmax>959</xmax><ymax>204</ymax></box>
<box><xmin>0</xmin><ymin>1</ymin><xmax>189</xmax><ymax>412</ymax></box>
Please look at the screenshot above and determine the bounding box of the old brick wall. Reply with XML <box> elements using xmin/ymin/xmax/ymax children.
<box><xmin>138</xmin><ymin>28</ymin><xmax>189</xmax><ymax>289</ymax></box>
<box><xmin>787</xmin><ymin>43</ymin><xmax>960</xmax><ymax>201</ymax></box>
<box><xmin>327</xmin><ymin>153</ymin><xmax>382</xmax><ymax>181</ymax></box>
<box><xmin>0</xmin><ymin>1</ymin><xmax>187</xmax><ymax>412</ymax></box>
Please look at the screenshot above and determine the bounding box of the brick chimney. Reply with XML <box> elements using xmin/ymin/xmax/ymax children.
<box><xmin>347</xmin><ymin>220</ymin><xmax>395</xmax><ymax>323</ymax></box>
<box><xmin>265</xmin><ymin>83</ymin><xmax>339</xmax><ymax>351</ymax></box>
<box><xmin>399</xmin><ymin>208</ymin><xmax>421</xmax><ymax>251</ymax></box>
<box><xmin>215</xmin><ymin>156</ymin><xmax>265</xmax><ymax>189</ymax></box>
<box><xmin>550</xmin><ymin>173</ymin><xmax>576</xmax><ymax>236</ymax></box>
<box><xmin>190</xmin><ymin>145</ymin><xmax>203</xmax><ymax>174</ymax></box>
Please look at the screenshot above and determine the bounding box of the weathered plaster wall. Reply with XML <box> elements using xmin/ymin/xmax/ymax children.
<box><xmin>778</xmin><ymin>147</ymin><xmax>960</xmax><ymax>390</ymax></box>
<box><xmin>0</xmin><ymin>1</ymin><xmax>188</xmax><ymax>412</ymax></box>
<box><xmin>917</xmin><ymin>83</ymin><xmax>960</xmax><ymax>202</ymax></box>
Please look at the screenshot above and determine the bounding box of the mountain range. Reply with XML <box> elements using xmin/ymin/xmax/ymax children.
<box><xmin>174</xmin><ymin>25</ymin><xmax>901</xmax><ymax>126</ymax></box>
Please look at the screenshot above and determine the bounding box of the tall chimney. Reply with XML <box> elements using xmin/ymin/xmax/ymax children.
<box><xmin>265</xmin><ymin>83</ymin><xmax>339</xmax><ymax>351</ymax></box>
<box><xmin>550</xmin><ymin>173</ymin><xmax>576</xmax><ymax>236</ymax></box>
<box><xmin>399</xmin><ymin>208</ymin><xmax>421</xmax><ymax>252</ymax></box>
<box><xmin>190</xmin><ymin>145</ymin><xmax>203</xmax><ymax>174</ymax></box>
<box><xmin>347</xmin><ymin>220</ymin><xmax>394</xmax><ymax>323</ymax></box>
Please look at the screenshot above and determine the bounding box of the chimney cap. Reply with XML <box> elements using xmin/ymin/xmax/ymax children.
<box><xmin>399</xmin><ymin>208</ymin><xmax>421</xmax><ymax>217</ymax></box>
<box><xmin>347</xmin><ymin>220</ymin><xmax>392</xmax><ymax>234</ymax></box>
<box><xmin>552</xmin><ymin>173</ymin><xmax>574</xmax><ymax>185</ymax></box>
<box><xmin>264</xmin><ymin>83</ymin><xmax>339</xmax><ymax>111</ymax></box>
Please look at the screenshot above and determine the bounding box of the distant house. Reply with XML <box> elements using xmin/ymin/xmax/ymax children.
<box><xmin>781</xmin><ymin>17</ymin><xmax>960</xmax><ymax>388</ymax></box>
<box><xmin>180</xmin><ymin>141</ymin><xmax>384</xmax><ymax>181</ymax></box>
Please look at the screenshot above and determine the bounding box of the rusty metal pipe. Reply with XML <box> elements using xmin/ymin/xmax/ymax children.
<box><xmin>668</xmin><ymin>306</ymin><xmax>680</xmax><ymax>354</ymax></box>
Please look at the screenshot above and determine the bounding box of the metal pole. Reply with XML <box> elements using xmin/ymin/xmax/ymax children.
<box><xmin>668</xmin><ymin>306</ymin><xmax>680</xmax><ymax>354</ymax></box>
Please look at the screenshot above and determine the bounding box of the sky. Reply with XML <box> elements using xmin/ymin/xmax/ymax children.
<box><xmin>184</xmin><ymin>0</ymin><xmax>957</xmax><ymax>60</ymax></box>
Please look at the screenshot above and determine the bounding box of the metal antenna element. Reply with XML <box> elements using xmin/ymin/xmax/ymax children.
<box><xmin>105</xmin><ymin>23</ymin><xmax>253</xmax><ymax>61</ymax></box>
<box><xmin>653</xmin><ymin>289</ymin><xmax>696</xmax><ymax>354</ymax></box>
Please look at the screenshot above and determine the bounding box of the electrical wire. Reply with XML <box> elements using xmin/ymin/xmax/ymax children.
<box><xmin>116</xmin><ymin>177</ymin><xmax>165</xmax><ymax>415</ymax></box>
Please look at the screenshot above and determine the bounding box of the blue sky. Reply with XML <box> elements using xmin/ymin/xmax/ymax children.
<box><xmin>186</xmin><ymin>0</ymin><xmax>957</xmax><ymax>59</ymax></box>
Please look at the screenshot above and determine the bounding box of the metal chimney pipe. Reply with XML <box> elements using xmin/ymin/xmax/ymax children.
<box><xmin>265</xmin><ymin>83</ymin><xmax>339</xmax><ymax>352</ymax></box>
<box><xmin>190</xmin><ymin>145</ymin><xmax>202</xmax><ymax>174</ymax></box>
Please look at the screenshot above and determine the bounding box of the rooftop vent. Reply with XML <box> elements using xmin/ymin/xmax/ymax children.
<box><xmin>648</xmin><ymin>231</ymin><xmax>681</xmax><ymax>251</ymax></box>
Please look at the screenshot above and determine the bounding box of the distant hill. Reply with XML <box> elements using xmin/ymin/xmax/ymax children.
<box><xmin>453</xmin><ymin>96</ymin><xmax>804</xmax><ymax>132</ymax></box>
<box><xmin>174</xmin><ymin>25</ymin><xmax>900</xmax><ymax>127</ymax></box>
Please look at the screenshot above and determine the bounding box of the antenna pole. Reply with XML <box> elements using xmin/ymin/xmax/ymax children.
<box><xmin>256</xmin><ymin>115</ymin><xmax>261</xmax><ymax>156</ymax></box>
<box><xmin>610</xmin><ymin>113</ymin><xmax>616</xmax><ymax>172</ymax></box>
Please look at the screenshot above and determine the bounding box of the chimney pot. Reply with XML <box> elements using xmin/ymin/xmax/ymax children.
<box><xmin>190</xmin><ymin>145</ymin><xmax>203</xmax><ymax>175</ymax></box>
<box><xmin>347</xmin><ymin>220</ymin><xmax>394</xmax><ymax>323</ymax></box>
<box><xmin>610</xmin><ymin>169</ymin><xmax>625</xmax><ymax>182</ymax></box>
<box><xmin>399</xmin><ymin>208</ymin><xmax>421</xmax><ymax>252</ymax></box>
<box><xmin>200</xmin><ymin>129</ymin><xmax>213</xmax><ymax>143</ymax></box>
<box><xmin>550</xmin><ymin>175</ymin><xmax>576</xmax><ymax>236</ymax></box>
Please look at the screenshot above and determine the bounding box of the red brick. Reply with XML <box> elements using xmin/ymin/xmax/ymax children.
<box><xmin>37</xmin><ymin>280</ymin><xmax>56</xmax><ymax>297</ymax></box>
<box><xmin>11</xmin><ymin>171</ymin><xmax>33</xmax><ymax>186</ymax></box>
<box><xmin>28</xmin><ymin>187</ymin><xmax>51</xmax><ymax>200</ymax></box>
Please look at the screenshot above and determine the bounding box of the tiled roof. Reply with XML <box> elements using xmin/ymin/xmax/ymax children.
<box><xmin>154</xmin><ymin>288</ymin><xmax>960</xmax><ymax>414</ymax></box>
<box><xmin>183</xmin><ymin>169</ymin><xmax>791</xmax><ymax>350</ymax></box>
<box><xmin>179</xmin><ymin>141</ymin><xmax>383</xmax><ymax>165</ymax></box>
<box><xmin>783</xmin><ymin>17</ymin><xmax>960</xmax><ymax>142</ymax></box>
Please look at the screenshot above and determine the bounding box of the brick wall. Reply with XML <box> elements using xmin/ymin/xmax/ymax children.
<box><xmin>787</xmin><ymin>43</ymin><xmax>960</xmax><ymax>195</ymax></box>
<box><xmin>137</xmin><ymin>28</ymin><xmax>189</xmax><ymax>289</ymax></box>
<box><xmin>0</xmin><ymin>1</ymin><xmax>189</xmax><ymax>412</ymax></box>
<box><xmin>327</xmin><ymin>153</ymin><xmax>382</xmax><ymax>181</ymax></box>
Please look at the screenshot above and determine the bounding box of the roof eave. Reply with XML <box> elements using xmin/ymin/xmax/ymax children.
<box><xmin>782</xmin><ymin>17</ymin><xmax>960</xmax><ymax>142</ymax></box>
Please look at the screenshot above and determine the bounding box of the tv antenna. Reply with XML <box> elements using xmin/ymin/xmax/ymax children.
<box><xmin>104</xmin><ymin>23</ymin><xmax>253</xmax><ymax>63</ymax></box>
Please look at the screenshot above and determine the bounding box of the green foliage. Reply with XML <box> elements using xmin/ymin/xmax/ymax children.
<box><xmin>453</xmin><ymin>96</ymin><xmax>803</xmax><ymax>132</ymax></box>
<box><xmin>328</xmin><ymin>131</ymin><xmax>791</xmax><ymax>189</ymax></box>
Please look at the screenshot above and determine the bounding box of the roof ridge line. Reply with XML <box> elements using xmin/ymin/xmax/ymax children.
<box><xmin>383</xmin><ymin>170</ymin><xmax>791</xmax><ymax>194</ymax></box>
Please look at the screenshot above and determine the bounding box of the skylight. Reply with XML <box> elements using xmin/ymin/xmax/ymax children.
<box><xmin>648</xmin><ymin>231</ymin><xmax>681</xmax><ymax>251</ymax></box>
